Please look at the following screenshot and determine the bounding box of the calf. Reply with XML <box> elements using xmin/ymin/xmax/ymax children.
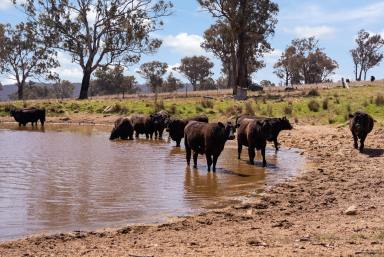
<box><xmin>10</xmin><ymin>107</ymin><xmax>46</xmax><ymax>127</ymax></box>
<box><xmin>167</xmin><ymin>115</ymin><xmax>209</xmax><ymax>147</ymax></box>
<box><xmin>349</xmin><ymin>111</ymin><xmax>374</xmax><ymax>152</ymax></box>
<box><xmin>184</xmin><ymin>121</ymin><xmax>235</xmax><ymax>172</ymax></box>
<box><xmin>237</xmin><ymin>118</ymin><xmax>273</xmax><ymax>167</ymax></box>
<box><xmin>109</xmin><ymin>117</ymin><xmax>134</xmax><ymax>140</ymax></box>
<box><xmin>236</xmin><ymin>115</ymin><xmax>292</xmax><ymax>151</ymax></box>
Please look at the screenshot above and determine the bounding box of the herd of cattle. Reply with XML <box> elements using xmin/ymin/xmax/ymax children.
<box><xmin>9</xmin><ymin>106</ymin><xmax>375</xmax><ymax>172</ymax></box>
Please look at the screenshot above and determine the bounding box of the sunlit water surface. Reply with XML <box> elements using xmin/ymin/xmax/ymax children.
<box><xmin>0</xmin><ymin>124</ymin><xmax>304</xmax><ymax>240</ymax></box>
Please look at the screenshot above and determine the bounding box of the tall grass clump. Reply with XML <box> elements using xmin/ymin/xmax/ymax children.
<box><xmin>322</xmin><ymin>98</ymin><xmax>329</xmax><ymax>110</ymax></box>
<box><xmin>308</xmin><ymin>100</ymin><xmax>320</xmax><ymax>112</ymax></box>
<box><xmin>375</xmin><ymin>94</ymin><xmax>384</xmax><ymax>106</ymax></box>
<box><xmin>283</xmin><ymin>105</ymin><xmax>293</xmax><ymax>115</ymax></box>
<box><xmin>244</xmin><ymin>101</ymin><xmax>255</xmax><ymax>115</ymax></box>
<box><xmin>200</xmin><ymin>98</ymin><xmax>214</xmax><ymax>109</ymax></box>
<box><xmin>307</xmin><ymin>89</ymin><xmax>320</xmax><ymax>97</ymax></box>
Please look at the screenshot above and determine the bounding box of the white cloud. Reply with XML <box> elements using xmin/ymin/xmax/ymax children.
<box><xmin>162</xmin><ymin>33</ymin><xmax>205</xmax><ymax>55</ymax></box>
<box><xmin>0</xmin><ymin>0</ymin><xmax>12</xmax><ymax>10</ymax></box>
<box><xmin>287</xmin><ymin>25</ymin><xmax>336</xmax><ymax>39</ymax></box>
<box><xmin>281</xmin><ymin>2</ymin><xmax>384</xmax><ymax>24</ymax></box>
<box><xmin>53</xmin><ymin>52</ymin><xmax>83</xmax><ymax>82</ymax></box>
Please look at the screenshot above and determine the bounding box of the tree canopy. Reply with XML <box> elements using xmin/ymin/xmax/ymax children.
<box><xmin>175</xmin><ymin>55</ymin><xmax>214</xmax><ymax>91</ymax></box>
<box><xmin>274</xmin><ymin>37</ymin><xmax>338</xmax><ymax>86</ymax></box>
<box><xmin>0</xmin><ymin>22</ymin><xmax>58</xmax><ymax>100</ymax></box>
<box><xmin>198</xmin><ymin>0</ymin><xmax>278</xmax><ymax>94</ymax></box>
<box><xmin>351</xmin><ymin>29</ymin><xmax>384</xmax><ymax>81</ymax></box>
<box><xmin>16</xmin><ymin>0</ymin><xmax>172</xmax><ymax>99</ymax></box>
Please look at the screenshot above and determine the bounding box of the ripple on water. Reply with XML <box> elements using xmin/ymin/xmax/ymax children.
<box><xmin>0</xmin><ymin>124</ymin><xmax>304</xmax><ymax>241</ymax></box>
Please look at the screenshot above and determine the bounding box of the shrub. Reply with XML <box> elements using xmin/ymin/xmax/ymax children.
<box><xmin>168</xmin><ymin>104</ymin><xmax>177</xmax><ymax>114</ymax></box>
<box><xmin>195</xmin><ymin>105</ymin><xmax>204</xmax><ymax>113</ymax></box>
<box><xmin>307</xmin><ymin>89</ymin><xmax>320</xmax><ymax>97</ymax></box>
<box><xmin>283</xmin><ymin>105</ymin><xmax>293</xmax><ymax>115</ymax></box>
<box><xmin>375</xmin><ymin>94</ymin><xmax>384</xmax><ymax>106</ymax></box>
<box><xmin>335</xmin><ymin>97</ymin><xmax>340</xmax><ymax>104</ymax></box>
<box><xmin>362</xmin><ymin>100</ymin><xmax>369</xmax><ymax>107</ymax></box>
<box><xmin>267</xmin><ymin>104</ymin><xmax>273</xmax><ymax>116</ymax></box>
<box><xmin>322</xmin><ymin>98</ymin><xmax>329</xmax><ymax>110</ymax></box>
<box><xmin>200</xmin><ymin>98</ymin><xmax>214</xmax><ymax>109</ymax></box>
<box><xmin>225</xmin><ymin>105</ymin><xmax>242</xmax><ymax>116</ymax></box>
<box><xmin>155</xmin><ymin>100</ymin><xmax>165</xmax><ymax>112</ymax></box>
<box><xmin>308</xmin><ymin>100</ymin><xmax>320</xmax><ymax>112</ymax></box>
<box><xmin>244</xmin><ymin>101</ymin><xmax>255</xmax><ymax>115</ymax></box>
<box><xmin>346</xmin><ymin>104</ymin><xmax>351</xmax><ymax>112</ymax></box>
<box><xmin>328</xmin><ymin>116</ymin><xmax>336</xmax><ymax>124</ymax></box>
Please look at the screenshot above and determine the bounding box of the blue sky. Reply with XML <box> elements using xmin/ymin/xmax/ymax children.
<box><xmin>0</xmin><ymin>0</ymin><xmax>384</xmax><ymax>85</ymax></box>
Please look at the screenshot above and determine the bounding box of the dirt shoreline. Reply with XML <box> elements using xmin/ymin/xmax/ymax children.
<box><xmin>1</xmin><ymin>123</ymin><xmax>383</xmax><ymax>256</ymax></box>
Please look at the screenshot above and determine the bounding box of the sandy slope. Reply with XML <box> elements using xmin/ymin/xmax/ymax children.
<box><xmin>0</xmin><ymin>125</ymin><xmax>383</xmax><ymax>256</ymax></box>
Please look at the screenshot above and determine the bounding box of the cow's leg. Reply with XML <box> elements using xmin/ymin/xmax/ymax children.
<box><xmin>186</xmin><ymin>147</ymin><xmax>191</xmax><ymax>166</ymax></box>
<box><xmin>212</xmin><ymin>154</ymin><xmax>219</xmax><ymax>172</ymax></box>
<box><xmin>248</xmin><ymin>147</ymin><xmax>255</xmax><ymax>165</ymax></box>
<box><xmin>176</xmin><ymin>139</ymin><xmax>181</xmax><ymax>147</ymax></box>
<box><xmin>159</xmin><ymin>129</ymin><xmax>164</xmax><ymax>139</ymax></box>
<box><xmin>261</xmin><ymin>145</ymin><xmax>267</xmax><ymax>167</ymax></box>
<box><xmin>18</xmin><ymin>122</ymin><xmax>21</xmax><ymax>127</ymax></box>
<box><xmin>274</xmin><ymin>138</ymin><xmax>279</xmax><ymax>152</ymax></box>
<box><xmin>359</xmin><ymin>134</ymin><xmax>367</xmax><ymax>153</ymax></box>
<box><xmin>193</xmin><ymin>152</ymin><xmax>198</xmax><ymax>168</ymax></box>
<box><xmin>41</xmin><ymin>119</ymin><xmax>44</xmax><ymax>127</ymax></box>
<box><xmin>206</xmin><ymin>153</ymin><xmax>213</xmax><ymax>172</ymax></box>
<box><xmin>135</xmin><ymin>131</ymin><xmax>139</xmax><ymax>139</ymax></box>
<box><xmin>237</xmin><ymin>141</ymin><xmax>242</xmax><ymax>159</ymax></box>
<box><xmin>352</xmin><ymin>131</ymin><xmax>358</xmax><ymax>149</ymax></box>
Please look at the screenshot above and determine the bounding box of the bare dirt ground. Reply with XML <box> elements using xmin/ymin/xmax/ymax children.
<box><xmin>1</xmin><ymin>124</ymin><xmax>383</xmax><ymax>257</ymax></box>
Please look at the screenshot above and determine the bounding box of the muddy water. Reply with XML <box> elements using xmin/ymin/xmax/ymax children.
<box><xmin>0</xmin><ymin>124</ymin><xmax>304</xmax><ymax>241</ymax></box>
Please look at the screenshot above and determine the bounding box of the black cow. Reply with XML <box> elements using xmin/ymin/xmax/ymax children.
<box><xmin>130</xmin><ymin>115</ymin><xmax>154</xmax><ymax>139</ymax></box>
<box><xmin>167</xmin><ymin>115</ymin><xmax>209</xmax><ymax>147</ymax></box>
<box><xmin>236</xmin><ymin>114</ymin><xmax>293</xmax><ymax>151</ymax></box>
<box><xmin>109</xmin><ymin>117</ymin><xmax>134</xmax><ymax>140</ymax></box>
<box><xmin>10</xmin><ymin>107</ymin><xmax>46</xmax><ymax>127</ymax></box>
<box><xmin>237</xmin><ymin>118</ymin><xmax>273</xmax><ymax>167</ymax></box>
<box><xmin>184</xmin><ymin>121</ymin><xmax>235</xmax><ymax>172</ymax></box>
<box><xmin>349</xmin><ymin>111</ymin><xmax>374</xmax><ymax>152</ymax></box>
<box><xmin>150</xmin><ymin>111</ymin><xmax>170</xmax><ymax>139</ymax></box>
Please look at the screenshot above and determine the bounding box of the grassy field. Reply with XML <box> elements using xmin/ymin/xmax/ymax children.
<box><xmin>1</xmin><ymin>81</ymin><xmax>384</xmax><ymax>126</ymax></box>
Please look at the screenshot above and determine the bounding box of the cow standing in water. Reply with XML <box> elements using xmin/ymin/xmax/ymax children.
<box><xmin>167</xmin><ymin>115</ymin><xmax>209</xmax><ymax>147</ymax></box>
<box><xmin>349</xmin><ymin>111</ymin><xmax>374</xmax><ymax>152</ymax></box>
<box><xmin>236</xmin><ymin>114</ymin><xmax>293</xmax><ymax>151</ymax></box>
<box><xmin>184</xmin><ymin>121</ymin><xmax>235</xmax><ymax>172</ymax></box>
<box><xmin>109</xmin><ymin>117</ymin><xmax>134</xmax><ymax>140</ymax></box>
<box><xmin>237</xmin><ymin>118</ymin><xmax>273</xmax><ymax>167</ymax></box>
<box><xmin>10</xmin><ymin>108</ymin><xmax>46</xmax><ymax>127</ymax></box>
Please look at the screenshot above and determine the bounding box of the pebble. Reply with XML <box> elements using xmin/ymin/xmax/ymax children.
<box><xmin>344</xmin><ymin>205</ymin><xmax>357</xmax><ymax>215</ymax></box>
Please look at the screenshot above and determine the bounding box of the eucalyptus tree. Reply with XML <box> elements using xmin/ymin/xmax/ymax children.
<box><xmin>0</xmin><ymin>22</ymin><xmax>58</xmax><ymax>100</ymax></box>
<box><xmin>137</xmin><ymin>61</ymin><xmax>168</xmax><ymax>105</ymax></box>
<box><xmin>175</xmin><ymin>56</ymin><xmax>214</xmax><ymax>91</ymax></box>
<box><xmin>198</xmin><ymin>0</ymin><xmax>278</xmax><ymax>94</ymax></box>
<box><xmin>351</xmin><ymin>30</ymin><xmax>384</xmax><ymax>81</ymax></box>
<box><xmin>16</xmin><ymin>0</ymin><xmax>173</xmax><ymax>99</ymax></box>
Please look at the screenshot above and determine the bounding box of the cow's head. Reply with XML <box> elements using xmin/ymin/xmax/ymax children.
<box><xmin>280</xmin><ymin>116</ymin><xmax>293</xmax><ymax>130</ymax></box>
<box><xmin>219</xmin><ymin>122</ymin><xmax>236</xmax><ymax>140</ymax></box>
<box><xmin>258</xmin><ymin>119</ymin><xmax>274</xmax><ymax>140</ymax></box>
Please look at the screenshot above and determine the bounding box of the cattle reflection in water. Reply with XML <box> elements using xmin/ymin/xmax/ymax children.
<box><xmin>0</xmin><ymin>124</ymin><xmax>304</xmax><ymax>241</ymax></box>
